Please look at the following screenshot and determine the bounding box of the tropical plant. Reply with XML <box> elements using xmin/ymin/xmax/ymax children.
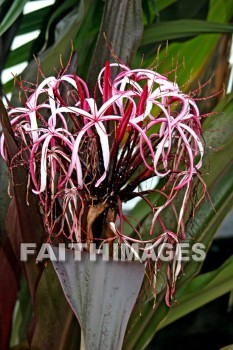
<box><xmin>0</xmin><ymin>0</ymin><xmax>233</xmax><ymax>349</ymax></box>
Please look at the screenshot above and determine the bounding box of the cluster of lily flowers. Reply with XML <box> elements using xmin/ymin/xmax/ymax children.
<box><xmin>1</xmin><ymin>62</ymin><xmax>205</xmax><ymax>305</ymax></box>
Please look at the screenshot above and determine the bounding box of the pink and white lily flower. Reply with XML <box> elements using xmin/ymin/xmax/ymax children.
<box><xmin>1</xmin><ymin>61</ymin><xmax>207</xmax><ymax>306</ymax></box>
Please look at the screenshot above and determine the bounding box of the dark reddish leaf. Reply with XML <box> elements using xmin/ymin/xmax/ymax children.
<box><xmin>0</xmin><ymin>237</ymin><xmax>21</xmax><ymax>350</ymax></box>
<box><xmin>87</xmin><ymin>0</ymin><xmax>143</xmax><ymax>95</ymax></box>
<box><xmin>0</xmin><ymin>99</ymin><xmax>45</xmax><ymax>303</ymax></box>
<box><xmin>0</xmin><ymin>157</ymin><xmax>9</xmax><ymax>237</ymax></box>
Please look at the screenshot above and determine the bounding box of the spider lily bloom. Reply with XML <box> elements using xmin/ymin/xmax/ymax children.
<box><xmin>99</xmin><ymin>64</ymin><xmax>204</xmax><ymax>187</ymax></box>
<box><xmin>0</xmin><ymin>62</ymin><xmax>206</xmax><ymax>306</ymax></box>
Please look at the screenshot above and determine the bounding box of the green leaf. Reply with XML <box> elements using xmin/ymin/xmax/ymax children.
<box><xmin>43</xmin><ymin>0</ymin><xmax>77</xmax><ymax>47</ymax></box>
<box><xmin>158</xmin><ymin>0</ymin><xmax>209</xmax><ymax>21</ymax></box>
<box><xmin>0</xmin><ymin>0</ymin><xmax>28</xmax><ymax>36</ymax></box>
<box><xmin>16</xmin><ymin>6</ymin><xmax>52</xmax><ymax>35</ymax></box>
<box><xmin>137</xmin><ymin>0</ymin><xmax>233</xmax><ymax>89</ymax></box>
<box><xmin>158</xmin><ymin>255</ymin><xmax>233</xmax><ymax>329</ymax></box>
<box><xmin>156</xmin><ymin>0</ymin><xmax>178</xmax><ymax>12</ymax></box>
<box><xmin>5</xmin><ymin>41</ymin><xmax>34</xmax><ymax>69</ymax></box>
<box><xmin>142</xmin><ymin>20</ymin><xmax>233</xmax><ymax>45</ymax></box>
<box><xmin>125</xmin><ymin>165</ymin><xmax>233</xmax><ymax>350</ymax></box>
<box><xmin>10</xmin><ymin>0</ymin><xmax>92</xmax><ymax>104</ymax></box>
<box><xmin>74</xmin><ymin>0</ymin><xmax>103</xmax><ymax>80</ymax></box>
<box><xmin>142</xmin><ymin>0</ymin><xmax>157</xmax><ymax>24</ymax></box>
<box><xmin>2</xmin><ymin>77</ymin><xmax>14</xmax><ymax>95</ymax></box>
<box><xmin>10</xmin><ymin>274</ymin><xmax>32</xmax><ymax>348</ymax></box>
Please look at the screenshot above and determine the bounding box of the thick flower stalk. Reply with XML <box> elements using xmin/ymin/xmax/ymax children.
<box><xmin>1</xmin><ymin>62</ymin><xmax>205</xmax><ymax>305</ymax></box>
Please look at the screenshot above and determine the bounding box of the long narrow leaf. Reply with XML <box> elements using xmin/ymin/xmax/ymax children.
<box><xmin>87</xmin><ymin>0</ymin><xmax>143</xmax><ymax>94</ymax></box>
<box><xmin>9</xmin><ymin>274</ymin><xmax>32</xmax><ymax>348</ymax></box>
<box><xmin>5</xmin><ymin>41</ymin><xmax>34</xmax><ymax>69</ymax></box>
<box><xmin>0</xmin><ymin>0</ymin><xmax>28</xmax><ymax>36</ymax></box>
<box><xmin>158</xmin><ymin>255</ymin><xmax>233</xmax><ymax>329</ymax></box>
<box><xmin>43</xmin><ymin>0</ymin><xmax>77</xmax><ymax>47</ymax></box>
<box><xmin>17</xmin><ymin>6</ymin><xmax>52</xmax><ymax>35</ymax></box>
<box><xmin>137</xmin><ymin>0</ymin><xmax>233</xmax><ymax>89</ymax></box>
<box><xmin>0</xmin><ymin>157</ymin><xmax>9</xmax><ymax>233</ymax></box>
<box><xmin>10</xmin><ymin>0</ymin><xmax>92</xmax><ymax>104</ymax></box>
<box><xmin>156</xmin><ymin>0</ymin><xmax>177</xmax><ymax>11</ymax></box>
<box><xmin>0</xmin><ymin>100</ymin><xmax>45</xmax><ymax>302</ymax></box>
<box><xmin>0</xmin><ymin>239</ymin><xmax>20</xmax><ymax>350</ymax></box>
<box><xmin>142</xmin><ymin>20</ymin><xmax>233</xmax><ymax>45</ymax></box>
